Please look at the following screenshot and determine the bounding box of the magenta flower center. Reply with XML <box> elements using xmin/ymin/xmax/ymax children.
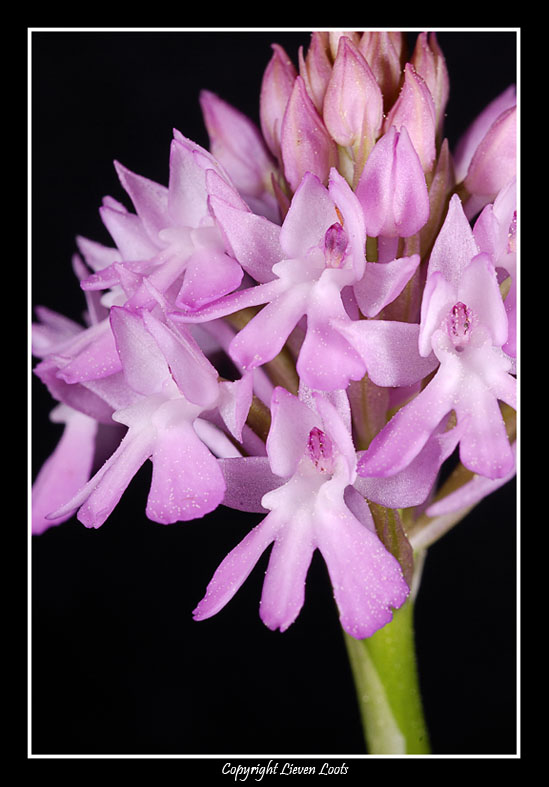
<box><xmin>447</xmin><ymin>301</ymin><xmax>473</xmax><ymax>351</ymax></box>
<box><xmin>307</xmin><ymin>426</ymin><xmax>335</xmax><ymax>473</ymax></box>
<box><xmin>323</xmin><ymin>222</ymin><xmax>348</xmax><ymax>269</ymax></box>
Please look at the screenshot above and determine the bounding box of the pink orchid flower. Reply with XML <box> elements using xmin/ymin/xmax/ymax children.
<box><xmin>357</xmin><ymin>194</ymin><xmax>516</xmax><ymax>482</ymax></box>
<box><xmin>193</xmin><ymin>386</ymin><xmax>410</xmax><ymax>639</ymax></box>
<box><xmin>79</xmin><ymin>131</ymin><xmax>245</xmax><ymax>313</ymax></box>
<box><xmin>174</xmin><ymin>167</ymin><xmax>420</xmax><ymax>391</ymax></box>
<box><xmin>45</xmin><ymin>306</ymin><xmax>252</xmax><ymax>528</ymax></box>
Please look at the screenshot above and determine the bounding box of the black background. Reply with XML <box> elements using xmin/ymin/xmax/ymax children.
<box><xmin>30</xmin><ymin>28</ymin><xmax>518</xmax><ymax>760</ymax></box>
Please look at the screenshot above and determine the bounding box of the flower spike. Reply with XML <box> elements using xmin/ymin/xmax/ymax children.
<box><xmin>33</xmin><ymin>31</ymin><xmax>517</xmax><ymax>685</ymax></box>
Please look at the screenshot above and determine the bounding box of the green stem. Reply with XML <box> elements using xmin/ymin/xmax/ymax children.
<box><xmin>343</xmin><ymin>599</ymin><xmax>430</xmax><ymax>754</ymax></box>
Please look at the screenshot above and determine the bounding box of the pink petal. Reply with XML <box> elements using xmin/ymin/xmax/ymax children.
<box><xmin>259</xmin><ymin>512</ymin><xmax>316</xmax><ymax>632</ymax></box>
<box><xmin>217</xmin><ymin>372</ymin><xmax>254</xmax><ymax>442</ymax></box>
<box><xmin>175</xmin><ymin>246</ymin><xmax>244</xmax><ymax>311</ymax></box>
<box><xmin>297</xmin><ymin>279</ymin><xmax>366</xmax><ymax>391</ymax></box>
<box><xmin>454</xmin><ymin>374</ymin><xmax>515</xmax><ymax>479</ymax></box>
<box><xmin>171</xmin><ymin>278</ymin><xmax>282</xmax><ymax>324</ymax></box>
<box><xmin>49</xmin><ymin>418</ymin><xmax>155</xmax><ymax>528</ymax></box>
<box><xmin>314</xmin><ymin>393</ymin><xmax>356</xmax><ymax>478</ymax></box>
<box><xmin>146</xmin><ymin>416</ymin><xmax>225</xmax><ymax>523</ymax></box>
<box><xmin>167</xmin><ymin>135</ymin><xmax>210</xmax><ymax>227</ymax></box>
<box><xmin>459</xmin><ymin>253</ymin><xmax>508</xmax><ymax>348</ymax></box>
<box><xmin>298</xmin><ymin>32</ymin><xmax>332</xmax><ymax>113</ymax></box>
<box><xmin>335</xmin><ymin>319</ymin><xmax>438</xmax><ymax>388</ymax></box>
<box><xmin>473</xmin><ymin>204</ymin><xmax>504</xmax><ymax>267</ymax></box>
<box><xmin>266</xmin><ymin>386</ymin><xmax>318</xmax><ymax>478</ymax></box>
<box><xmin>315</xmin><ymin>499</ymin><xmax>409</xmax><ymax>639</ymax></box>
<box><xmin>358</xmin><ymin>364</ymin><xmax>458</xmax><ymax>477</ymax></box>
<box><xmin>354</xmin><ymin>254</ymin><xmax>420</xmax><ymax>318</ymax></box>
<box><xmin>99</xmin><ymin>199</ymin><xmax>160</xmax><ymax>261</ymax></box>
<box><xmin>418</xmin><ymin>270</ymin><xmax>457</xmax><ymax>357</ymax></box>
<box><xmin>192</xmin><ymin>513</ymin><xmax>281</xmax><ymax>621</ymax></box>
<box><xmin>125</xmin><ymin>250</ymin><xmax>192</xmax><ymax>310</ymax></box>
<box><xmin>426</xmin><ymin>442</ymin><xmax>516</xmax><ymax>517</ymax></box>
<box><xmin>75</xmin><ymin>235</ymin><xmax>122</xmax><ymax>272</ymax></box>
<box><xmin>343</xmin><ymin>485</ymin><xmax>377</xmax><ymax>533</ymax></box>
<box><xmin>140</xmin><ymin>310</ymin><xmax>219</xmax><ymax>408</ymax></box>
<box><xmin>356</xmin><ymin>125</ymin><xmax>430</xmax><ymax>238</ymax></box>
<box><xmin>355</xmin><ymin>419</ymin><xmax>462</xmax><ymax>508</ymax></box>
<box><xmin>32</xmin><ymin>407</ymin><xmax>98</xmax><ymax>534</ymax></box>
<box><xmin>300</xmin><ymin>386</ymin><xmax>353</xmax><ymax>436</ymax></box>
<box><xmin>205</xmin><ymin>167</ymin><xmax>251</xmax><ymax>211</ymax></box>
<box><xmin>217</xmin><ymin>456</ymin><xmax>280</xmax><ymax>513</ymax></box>
<box><xmin>229</xmin><ymin>284</ymin><xmax>310</xmax><ymax>372</ymax></box>
<box><xmin>34</xmin><ymin>357</ymin><xmax>116</xmax><ymax>424</ymax></box>
<box><xmin>328</xmin><ymin>168</ymin><xmax>366</xmax><ymax>280</ymax></box>
<box><xmin>280</xmin><ymin>171</ymin><xmax>338</xmax><ymax>258</ymax></box>
<box><xmin>32</xmin><ymin>306</ymin><xmax>83</xmax><ymax>358</ymax></box>
<box><xmin>323</xmin><ymin>36</ymin><xmax>382</xmax><ymax>152</ymax></box>
<box><xmin>193</xmin><ymin>418</ymin><xmax>243</xmax><ymax>459</ymax></box>
<box><xmin>410</xmin><ymin>32</ymin><xmax>449</xmax><ymax>139</ymax></box>
<box><xmin>280</xmin><ymin>76</ymin><xmax>338</xmax><ymax>192</ymax></box>
<box><xmin>358</xmin><ymin>33</ymin><xmax>404</xmax><ymax>109</ymax></box>
<box><xmin>383</xmin><ymin>63</ymin><xmax>437</xmax><ymax>173</ymax></box>
<box><xmin>260</xmin><ymin>42</ymin><xmax>298</xmax><ymax>160</ymax></box>
<box><xmin>391</xmin><ymin>124</ymin><xmax>431</xmax><ymax>233</ymax></box>
<box><xmin>114</xmin><ymin>161</ymin><xmax>169</xmax><ymax>243</ymax></box>
<box><xmin>426</xmin><ymin>193</ymin><xmax>479</xmax><ymax>290</ymax></box>
<box><xmin>54</xmin><ymin>319</ymin><xmax>122</xmax><ymax>383</ymax></box>
<box><xmin>207</xmin><ymin>193</ymin><xmax>282</xmax><ymax>284</ymax></box>
<box><xmin>199</xmin><ymin>89</ymin><xmax>276</xmax><ymax>200</ymax></box>
<box><xmin>453</xmin><ymin>84</ymin><xmax>516</xmax><ymax>184</ymax></box>
<box><xmin>79</xmin><ymin>260</ymin><xmax>129</xmax><ymax>293</ymax></box>
<box><xmin>110</xmin><ymin>307</ymin><xmax>170</xmax><ymax>396</ymax></box>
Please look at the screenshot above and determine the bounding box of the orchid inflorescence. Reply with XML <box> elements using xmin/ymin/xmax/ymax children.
<box><xmin>32</xmin><ymin>31</ymin><xmax>517</xmax><ymax>643</ymax></box>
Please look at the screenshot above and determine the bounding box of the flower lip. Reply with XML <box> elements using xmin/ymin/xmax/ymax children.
<box><xmin>446</xmin><ymin>301</ymin><xmax>474</xmax><ymax>351</ymax></box>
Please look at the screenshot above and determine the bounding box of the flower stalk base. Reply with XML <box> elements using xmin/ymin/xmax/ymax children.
<box><xmin>343</xmin><ymin>598</ymin><xmax>430</xmax><ymax>754</ymax></box>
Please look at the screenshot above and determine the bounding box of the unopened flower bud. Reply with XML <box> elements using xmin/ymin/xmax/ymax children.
<box><xmin>411</xmin><ymin>32</ymin><xmax>449</xmax><ymax>141</ymax></box>
<box><xmin>453</xmin><ymin>84</ymin><xmax>516</xmax><ymax>183</ymax></box>
<box><xmin>298</xmin><ymin>32</ymin><xmax>333</xmax><ymax>113</ymax></box>
<box><xmin>358</xmin><ymin>31</ymin><xmax>405</xmax><ymax>111</ymax></box>
<box><xmin>328</xmin><ymin>31</ymin><xmax>360</xmax><ymax>61</ymax></box>
<box><xmin>323</xmin><ymin>36</ymin><xmax>383</xmax><ymax>176</ymax></box>
<box><xmin>280</xmin><ymin>75</ymin><xmax>338</xmax><ymax>192</ymax></box>
<box><xmin>383</xmin><ymin>63</ymin><xmax>437</xmax><ymax>173</ymax></box>
<box><xmin>260</xmin><ymin>43</ymin><xmax>298</xmax><ymax>161</ymax></box>
<box><xmin>356</xmin><ymin>125</ymin><xmax>430</xmax><ymax>238</ymax></box>
<box><xmin>463</xmin><ymin>105</ymin><xmax>516</xmax><ymax>215</ymax></box>
<box><xmin>199</xmin><ymin>90</ymin><xmax>276</xmax><ymax>203</ymax></box>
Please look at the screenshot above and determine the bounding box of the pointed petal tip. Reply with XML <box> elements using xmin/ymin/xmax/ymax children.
<box><xmin>191</xmin><ymin>604</ymin><xmax>207</xmax><ymax>621</ymax></box>
<box><xmin>259</xmin><ymin>605</ymin><xmax>296</xmax><ymax>634</ymax></box>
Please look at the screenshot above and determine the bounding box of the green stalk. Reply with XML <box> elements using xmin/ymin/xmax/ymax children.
<box><xmin>343</xmin><ymin>598</ymin><xmax>430</xmax><ymax>755</ymax></box>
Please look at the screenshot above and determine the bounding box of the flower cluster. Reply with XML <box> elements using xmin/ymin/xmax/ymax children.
<box><xmin>32</xmin><ymin>31</ymin><xmax>517</xmax><ymax>640</ymax></box>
